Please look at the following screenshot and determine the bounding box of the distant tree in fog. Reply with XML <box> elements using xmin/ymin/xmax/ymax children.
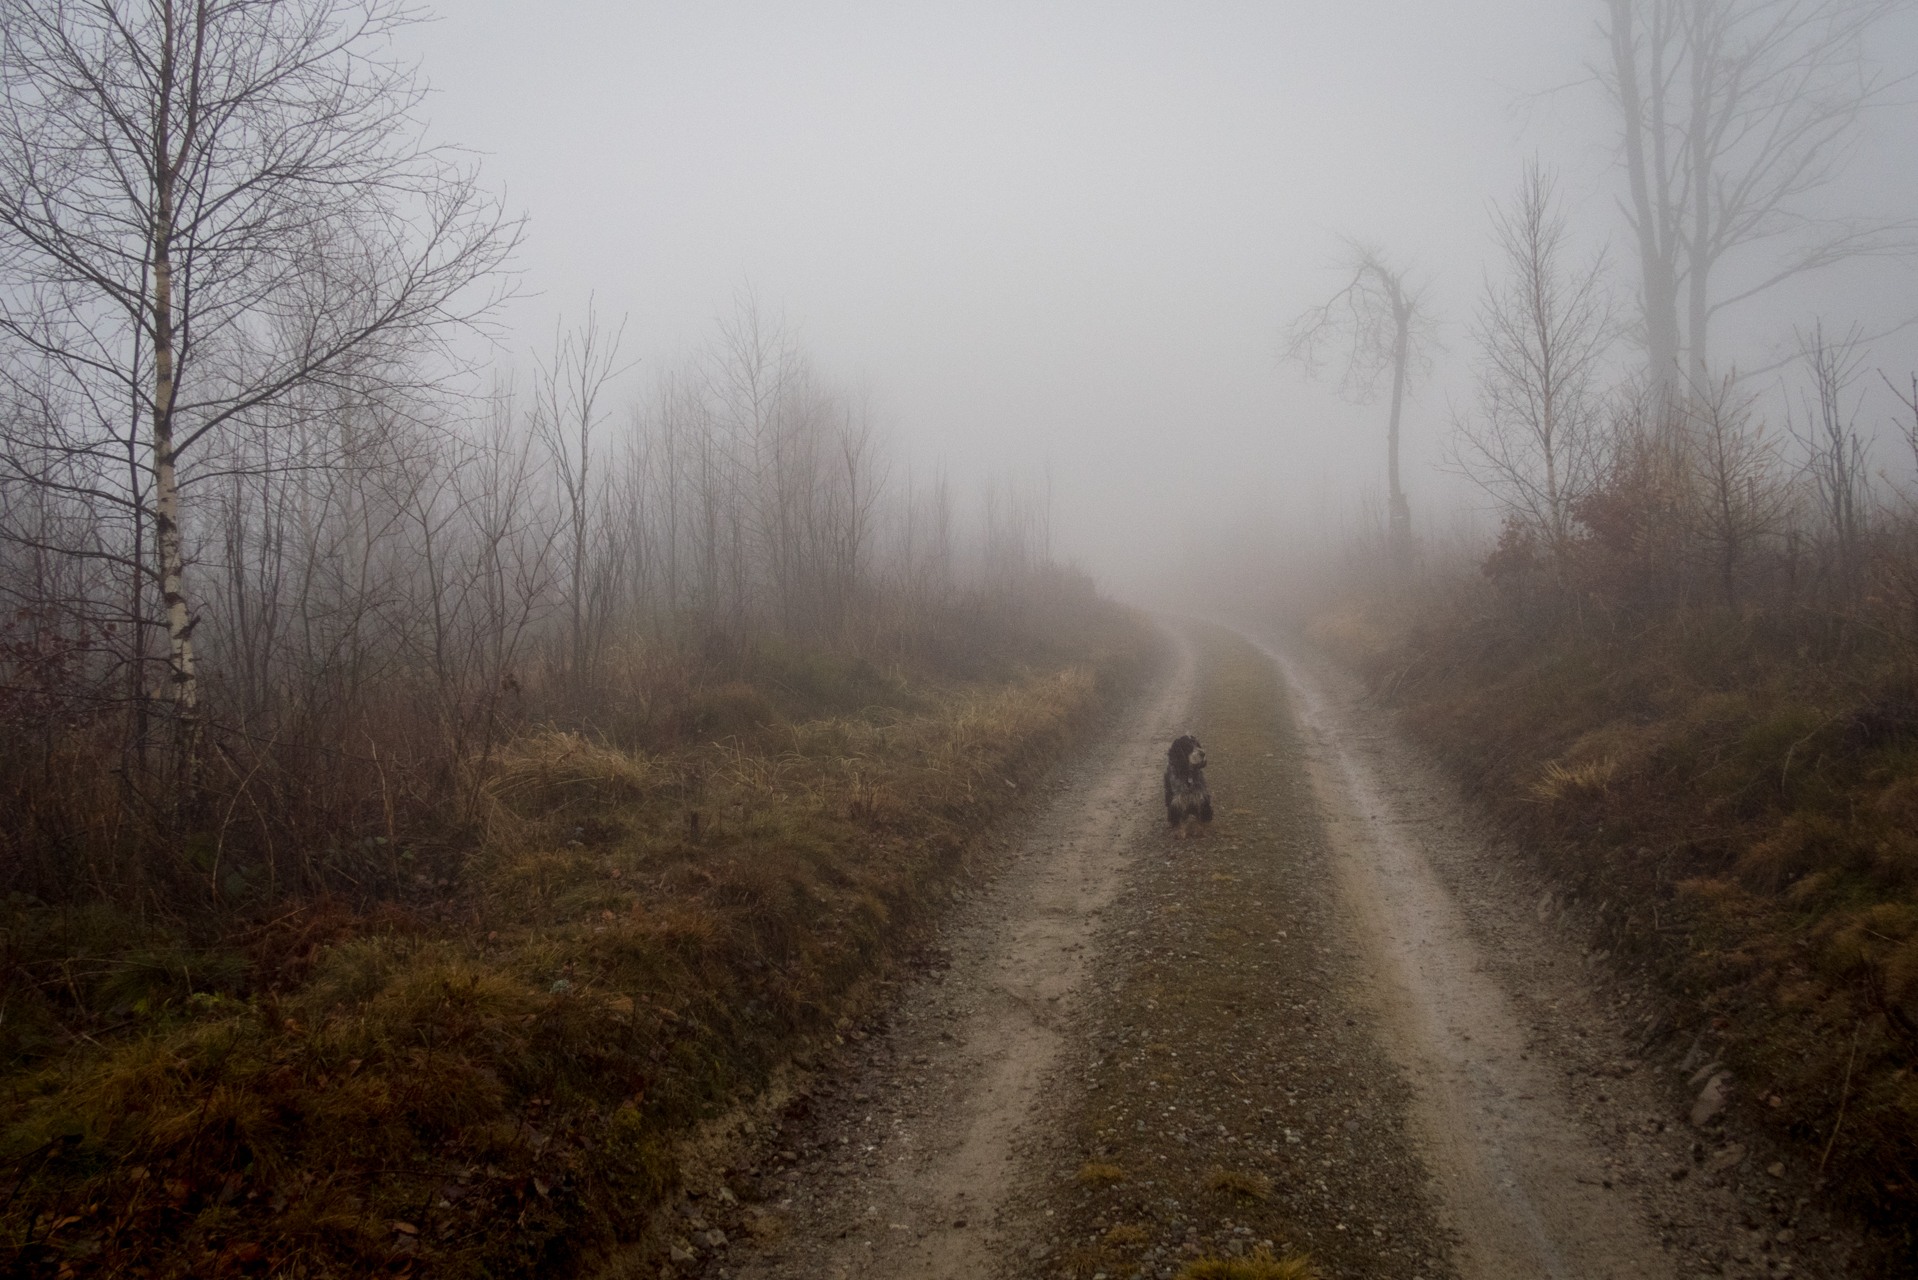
<box><xmin>1790</xmin><ymin>321</ymin><xmax>1871</xmax><ymax>592</ymax></box>
<box><xmin>1599</xmin><ymin>0</ymin><xmax>1914</xmax><ymax>396</ymax></box>
<box><xmin>531</xmin><ymin>302</ymin><xmax>633</xmax><ymax>695</ymax></box>
<box><xmin>1456</xmin><ymin>163</ymin><xmax>1617</xmax><ymax>563</ymax></box>
<box><xmin>1282</xmin><ymin>241</ymin><xmax>1439</xmax><ymax>572</ymax></box>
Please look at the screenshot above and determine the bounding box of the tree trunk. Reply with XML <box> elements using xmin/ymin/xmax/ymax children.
<box><xmin>1686</xmin><ymin>3</ymin><xmax>1717</xmax><ymax>386</ymax></box>
<box><xmin>150</xmin><ymin>63</ymin><xmax>200</xmax><ymax>796</ymax></box>
<box><xmin>1610</xmin><ymin>0</ymin><xmax>1684</xmax><ymax>399</ymax></box>
<box><xmin>1387</xmin><ymin>296</ymin><xmax>1412</xmax><ymax>573</ymax></box>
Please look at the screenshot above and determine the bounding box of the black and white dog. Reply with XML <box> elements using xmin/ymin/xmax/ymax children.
<box><xmin>1163</xmin><ymin>734</ymin><xmax>1213</xmax><ymax>833</ymax></box>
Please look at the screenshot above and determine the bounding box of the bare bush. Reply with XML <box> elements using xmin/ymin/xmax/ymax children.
<box><xmin>1455</xmin><ymin>163</ymin><xmax>1617</xmax><ymax>572</ymax></box>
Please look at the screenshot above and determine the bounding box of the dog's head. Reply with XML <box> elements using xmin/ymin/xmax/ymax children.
<box><xmin>1167</xmin><ymin>735</ymin><xmax>1206</xmax><ymax>778</ymax></box>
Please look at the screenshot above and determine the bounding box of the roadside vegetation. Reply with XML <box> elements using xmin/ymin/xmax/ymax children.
<box><xmin>1298</xmin><ymin>356</ymin><xmax>1918</xmax><ymax>1265</ymax></box>
<box><xmin>0</xmin><ymin>8</ymin><xmax>1156</xmax><ymax>1266</ymax></box>
<box><xmin>0</xmin><ymin>582</ymin><xmax>1150</xmax><ymax>1278</ymax></box>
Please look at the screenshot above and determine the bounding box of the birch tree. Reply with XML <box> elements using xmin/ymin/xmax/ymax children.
<box><xmin>0</xmin><ymin>0</ymin><xmax>517</xmax><ymax>786</ymax></box>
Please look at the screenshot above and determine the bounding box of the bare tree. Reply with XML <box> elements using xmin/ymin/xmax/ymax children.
<box><xmin>1282</xmin><ymin>242</ymin><xmax>1439</xmax><ymax>571</ymax></box>
<box><xmin>1888</xmin><ymin>370</ymin><xmax>1918</xmax><ymax>476</ymax></box>
<box><xmin>1684</xmin><ymin>373</ymin><xmax>1788</xmax><ymax>605</ymax></box>
<box><xmin>0</xmin><ymin>0</ymin><xmax>518</xmax><ymax>786</ymax></box>
<box><xmin>1455</xmin><ymin>163</ymin><xmax>1617</xmax><ymax>565</ymax></box>
<box><xmin>530</xmin><ymin>302</ymin><xmax>633</xmax><ymax>693</ymax></box>
<box><xmin>1791</xmin><ymin>321</ymin><xmax>1871</xmax><ymax>592</ymax></box>
<box><xmin>1600</xmin><ymin>0</ymin><xmax>1914</xmax><ymax>394</ymax></box>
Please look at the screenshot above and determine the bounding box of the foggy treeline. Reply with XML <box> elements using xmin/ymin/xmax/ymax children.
<box><xmin>1308</xmin><ymin>164</ymin><xmax>1918</xmax><ymax>650</ymax></box>
<box><xmin>6</xmin><ymin>0</ymin><xmax>1917</xmax><ymax>906</ymax></box>
<box><xmin>0</xmin><ymin>285</ymin><xmax>1072</xmax><ymax>899</ymax></box>
<box><xmin>1268</xmin><ymin>0</ymin><xmax>1918</xmax><ymax>648</ymax></box>
<box><xmin>0</xmin><ymin>0</ymin><xmax>1075</xmax><ymax>908</ymax></box>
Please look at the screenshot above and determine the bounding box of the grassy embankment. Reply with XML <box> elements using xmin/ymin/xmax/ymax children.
<box><xmin>1309</xmin><ymin>592</ymin><xmax>1918</xmax><ymax>1260</ymax></box>
<box><xmin>0</xmin><ymin>605</ymin><xmax>1157</xmax><ymax>1278</ymax></box>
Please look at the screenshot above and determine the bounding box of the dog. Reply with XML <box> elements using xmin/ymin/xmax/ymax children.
<box><xmin>1163</xmin><ymin>734</ymin><xmax>1213</xmax><ymax>833</ymax></box>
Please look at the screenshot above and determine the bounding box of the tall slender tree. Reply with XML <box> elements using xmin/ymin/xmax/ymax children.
<box><xmin>1455</xmin><ymin>162</ymin><xmax>1617</xmax><ymax>564</ymax></box>
<box><xmin>1283</xmin><ymin>242</ymin><xmax>1439</xmax><ymax>572</ymax></box>
<box><xmin>1600</xmin><ymin>0</ymin><xmax>1913</xmax><ymax>395</ymax></box>
<box><xmin>530</xmin><ymin>302</ymin><xmax>633</xmax><ymax>694</ymax></box>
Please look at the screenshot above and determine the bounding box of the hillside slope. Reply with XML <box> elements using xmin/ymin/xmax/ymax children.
<box><xmin>1308</xmin><ymin>598</ymin><xmax>1918</xmax><ymax>1273</ymax></box>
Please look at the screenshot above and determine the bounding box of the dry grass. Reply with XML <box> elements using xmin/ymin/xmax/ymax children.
<box><xmin>1175</xmin><ymin>1248</ymin><xmax>1322</xmax><ymax>1280</ymax></box>
<box><xmin>1304</xmin><ymin>606</ymin><xmax>1398</xmax><ymax>669</ymax></box>
<box><xmin>1527</xmin><ymin>756</ymin><xmax>1618</xmax><ymax>803</ymax></box>
<box><xmin>0</xmin><ymin>608</ymin><xmax>1158</xmax><ymax>1277</ymax></box>
<box><xmin>1076</xmin><ymin>1161</ymin><xmax>1126</xmax><ymax>1186</ymax></box>
<box><xmin>1204</xmin><ymin>1167</ymin><xmax>1273</xmax><ymax>1201</ymax></box>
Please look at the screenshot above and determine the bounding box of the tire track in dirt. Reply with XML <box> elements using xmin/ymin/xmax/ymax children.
<box><xmin>1251</xmin><ymin>630</ymin><xmax>1678</xmax><ymax>1280</ymax></box>
<box><xmin>1253</xmin><ymin>631</ymin><xmax>1874</xmax><ymax>1280</ymax></box>
<box><xmin>721</xmin><ymin>627</ymin><xmax>1199</xmax><ymax>1279</ymax></box>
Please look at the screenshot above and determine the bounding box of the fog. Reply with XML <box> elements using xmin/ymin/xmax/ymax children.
<box><xmin>403</xmin><ymin>0</ymin><xmax>1918</xmax><ymax>601</ymax></box>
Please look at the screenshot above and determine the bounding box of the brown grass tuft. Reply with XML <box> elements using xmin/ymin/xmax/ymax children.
<box><xmin>1527</xmin><ymin>756</ymin><xmax>1618</xmax><ymax>803</ymax></box>
<box><xmin>1076</xmin><ymin>1161</ymin><xmax>1126</xmax><ymax>1186</ymax></box>
<box><xmin>1175</xmin><ymin>1248</ymin><xmax>1321</xmax><ymax>1280</ymax></box>
<box><xmin>1203</xmin><ymin>1167</ymin><xmax>1272</xmax><ymax>1201</ymax></box>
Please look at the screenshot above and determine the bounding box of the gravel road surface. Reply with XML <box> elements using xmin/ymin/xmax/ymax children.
<box><xmin>654</xmin><ymin>622</ymin><xmax>1861</xmax><ymax>1280</ymax></box>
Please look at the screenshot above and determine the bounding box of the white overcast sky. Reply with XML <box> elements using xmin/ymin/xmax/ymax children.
<box><xmin>398</xmin><ymin>1</ymin><xmax>1918</xmax><ymax>591</ymax></box>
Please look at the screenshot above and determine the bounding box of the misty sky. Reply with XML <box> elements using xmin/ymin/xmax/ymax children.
<box><xmin>402</xmin><ymin>2</ymin><xmax>1918</xmax><ymax>592</ymax></box>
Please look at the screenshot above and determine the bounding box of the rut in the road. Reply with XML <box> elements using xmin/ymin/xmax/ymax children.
<box><xmin>717</xmin><ymin>627</ymin><xmax>1199</xmax><ymax>1279</ymax></box>
<box><xmin>1262</xmin><ymin>633</ymin><xmax>1675</xmax><ymax>1280</ymax></box>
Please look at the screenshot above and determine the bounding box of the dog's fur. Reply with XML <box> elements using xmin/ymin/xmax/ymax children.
<box><xmin>1163</xmin><ymin>734</ymin><xmax>1213</xmax><ymax>832</ymax></box>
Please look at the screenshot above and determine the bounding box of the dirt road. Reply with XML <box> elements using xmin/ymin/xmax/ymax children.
<box><xmin>1257</xmin><ymin>635</ymin><xmax>1672</xmax><ymax>1280</ymax></box>
<box><xmin>684</xmin><ymin>623</ymin><xmax>1835</xmax><ymax>1280</ymax></box>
